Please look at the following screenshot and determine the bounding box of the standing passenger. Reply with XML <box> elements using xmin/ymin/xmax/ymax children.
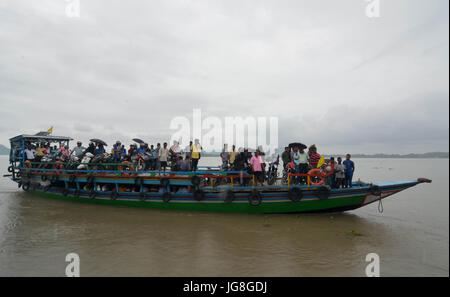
<box><xmin>24</xmin><ymin>145</ymin><xmax>36</xmax><ymax>161</ymax></box>
<box><xmin>343</xmin><ymin>154</ymin><xmax>355</xmax><ymax>188</ymax></box>
<box><xmin>229</xmin><ymin>145</ymin><xmax>239</xmax><ymax>169</ymax></box>
<box><xmin>159</xmin><ymin>142</ymin><xmax>169</xmax><ymax>172</ymax></box>
<box><xmin>250</xmin><ymin>150</ymin><xmax>264</xmax><ymax>186</ymax></box>
<box><xmin>35</xmin><ymin>143</ymin><xmax>45</xmax><ymax>162</ymax></box>
<box><xmin>334</xmin><ymin>157</ymin><xmax>346</xmax><ymax>188</ymax></box>
<box><xmin>155</xmin><ymin>143</ymin><xmax>161</xmax><ymax>169</ymax></box>
<box><xmin>220</xmin><ymin>144</ymin><xmax>229</xmax><ymax>168</ymax></box>
<box><xmin>281</xmin><ymin>147</ymin><xmax>291</xmax><ymax>169</ymax></box>
<box><xmin>190</xmin><ymin>139</ymin><xmax>202</xmax><ymax>171</ymax></box>
<box><xmin>308</xmin><ymin>144</ymin><xmax>321</xmax><ymax>168</ymax></box>
<box><xmin>298</xmin><ymin>148</ymin><xmax>309</xmax><ymax>184</ymax></box>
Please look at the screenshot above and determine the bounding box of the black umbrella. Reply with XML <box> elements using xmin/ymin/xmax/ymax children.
<box><xmin>132</xmin><ymin>138</ymin><xmax>145</xmax><ymax>144</ymax></box>
<box><xmin>288</xmin><ymin>142</ymin><xmax>307</xmax><ymax>150</ymax></box>
<box><xmin>90</xmin><ymin>138</ymin><xmax>108</xmax><ymax>146</ymax></box>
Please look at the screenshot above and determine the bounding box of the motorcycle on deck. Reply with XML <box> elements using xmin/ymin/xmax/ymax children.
<box><xmin>266</xmin><ymin>155</ymin><xmax>280</xmax><ymax>185</ymax></box>
<box><xmin>38</xmin><ymin>153</ymin><xmax>57</xmax><ymax>169</ymax></box>
<box><xmin>281</xmin><ymin>161</ymin><xmax>296</xmax><ymax>185</ymax></box>
<box><xmin>77</xmin><ymin>153</ymin><xmax>94</xmax><ymax>170</ymax></box>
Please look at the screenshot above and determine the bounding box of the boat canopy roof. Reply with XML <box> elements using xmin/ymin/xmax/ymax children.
<box><xmin>10</xmin><ymin>134</ymin><xmax>73</xmax><ymax>143</ymax></box>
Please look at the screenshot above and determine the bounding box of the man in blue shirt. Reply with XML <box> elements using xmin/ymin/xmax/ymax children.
<box><xmin>94</xmin><ymin>144</ymin><xmax>105</xmax><ymax>155</ymax></box>
<box><xmin>343</xmin><ymin>154</ymin><xmax>355</xmax><ymax>188</ymax></box>
<box><xmin>137</xmin><ymin>143</ymin><xmax>147</xmax><ymax>155</ymax></box>
<box><xmin>112</xmin><ymin>141</ymin><xmax>126</xmax><ymax>161</ymax></box>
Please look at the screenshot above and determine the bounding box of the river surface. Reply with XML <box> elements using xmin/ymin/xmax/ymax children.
<box><xmin>0</xmin><ymin>155</ymin><xmax>448</xmax><ymax>276</ymax></box>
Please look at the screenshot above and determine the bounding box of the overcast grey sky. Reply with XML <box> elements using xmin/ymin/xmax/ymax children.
<box><xmin>0</xmin><ymin>0</ymin><xmax>448</xmax><ymax>154</ymax></box>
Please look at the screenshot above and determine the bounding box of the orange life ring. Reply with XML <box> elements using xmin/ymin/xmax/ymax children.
<box><xmin>119</xmin><ymin>161</ymin><xmax>135</xmax><ymax>175</ymax></box>
<box><xmin>308</xmin><ymin>169</ymin><xmax>326</xmax><ymax>186</ymax></box>
<box><xmin>53</xmin><ymin>161</ymin><xmax>64</xmax><ymax>170</ymax></box>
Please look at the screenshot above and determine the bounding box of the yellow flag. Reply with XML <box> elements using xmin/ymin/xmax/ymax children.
<box><xmin>317</xmin><ymin>155</ymin><xmax>325</xmax><ymax>168</ymax></box>
<box><xmin>47</xmin><ymin>126</ymin><xmax>53</xmax><ymax>133</ymax></box>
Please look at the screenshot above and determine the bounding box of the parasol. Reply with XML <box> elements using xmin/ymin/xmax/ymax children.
<box><xmin>90</xmin><ymin>138</ymin><xmax>108</xmax><ymax>146</ymax></box>
<box><xmin>288</xmin><ymin>142</ymin><xmax>307</xmax><ymax>150</ymax></box>
<box><xmin>132</xmin><ymin>138</ymin><xmax>145</xmax><ymax>144</ymax></box>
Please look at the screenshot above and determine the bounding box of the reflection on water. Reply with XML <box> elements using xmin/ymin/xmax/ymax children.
<box><xmin>0</xmin><ymin>156</ymin><xmax>448</xmax><ymax>276</ymax></box>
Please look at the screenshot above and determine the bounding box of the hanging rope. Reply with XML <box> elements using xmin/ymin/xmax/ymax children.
<box><xmin>378</xmin><ymin>198</ymin><xmax>384</xmax><ymax>213</ymax></box>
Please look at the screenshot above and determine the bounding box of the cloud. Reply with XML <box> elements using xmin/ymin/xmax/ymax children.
<box><xmin>0</xmin><ymin>0</ymin><xmax>448</xmax><ymax>154</ymax></box>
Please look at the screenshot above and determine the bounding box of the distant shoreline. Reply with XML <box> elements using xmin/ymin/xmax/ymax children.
<box><xmin>201</xmin><ymin>152</ymin><xmax>449</xmax><ymax>159</ymax></box>
<box><xmin>0</xmin><ymin>144</ymin><xmax>448</xmax><ymax>159</ymax></box>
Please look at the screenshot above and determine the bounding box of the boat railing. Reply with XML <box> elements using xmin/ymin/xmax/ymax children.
<box><xmin>15</xmin><ymin>161</ymin><xmax>252</xmax><ymax>178</ymax></box>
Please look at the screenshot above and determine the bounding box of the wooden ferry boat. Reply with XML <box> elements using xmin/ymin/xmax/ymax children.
<box><xmin>5</xmin><ymin>134</ymin><xmax>432</xmax><ymax>214</ymax></box>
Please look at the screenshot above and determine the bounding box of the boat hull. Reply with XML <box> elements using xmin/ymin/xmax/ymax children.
<box><xmin>22</xmin><ymin>181</ymin><xmax>418</xmax><ymax>214</ymax></box>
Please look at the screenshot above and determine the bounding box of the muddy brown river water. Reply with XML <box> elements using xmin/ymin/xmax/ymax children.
<box><xmin>0</xmin><ymin>156</ymin><xmax>448</xmax><ymax>276</ymax></box>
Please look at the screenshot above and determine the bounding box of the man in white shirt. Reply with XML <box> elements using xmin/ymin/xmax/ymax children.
<box><xmin>159</xmin><ymin>142</ymin><xmax>169</xmax><ymax>172</ymax></box>
<box><xmin>24</xmin><ymin>145</ymin><xmax>36</xmax><ymax>161</ymax></box>
<box><xmin>71</xmin><ymin>141</ymin><xmax>85</xmax><ymax>159</ymax></box>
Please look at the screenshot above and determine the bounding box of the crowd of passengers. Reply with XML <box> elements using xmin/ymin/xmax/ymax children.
<box><xmin>19</xmin><ymin>140</ymin><xmax>355</xmax><ymax>188</ymax></box>
<box><xmin>280</xmin><ymin>144</ymin><xmax>355</xmax><ymax>188</ymax></box>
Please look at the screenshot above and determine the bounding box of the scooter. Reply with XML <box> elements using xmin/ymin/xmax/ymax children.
<box><xmin>77</xmin><ymin>153</ymin><xmax>94</xmax><ymax>170</ymax></box>
<box><xmin>66</xmin><ymin>153</ymin><xmax>81</xmax><ymax>170</ymax></box>
<box><xmin>281</xmin><ymin>161</ymin><xmax>296</xmax><ymax>185</ymax></box>
<box><xmin>136</xmin><ymin>152</ymin><xmax>152</xmax><ymax>171</ymax></box>
<box><xmin>39</xmin><ymin>154</ymin><xmax>57</xmax><ymax>169</ymax></box>
<box><xmin>266</xmin><ymin>155</ymin><xmax>279</xmax><ymax>185</ymax></box>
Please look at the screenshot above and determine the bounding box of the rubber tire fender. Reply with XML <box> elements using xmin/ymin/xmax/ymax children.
<box><xmin>248</xmin><ymin>190</ymin><xmax>262</xmax><ymax>206</ymax></box>
<box><xmin>160</xmin><ymin>178</ymin><xmax>169</xmax><ymax>188</ymax></box>
<box><xmin>191</xmin><ymin>175</ymin><xmax>201</xmax><ymax>187</ymax></box>
<box><xmin>89</xmin><ymin>189</ymin><xmax>97</xmax><ymax>199</ymax></box>
<box><xmin>224</xmin><ymin>190</ymin><xmax>235</xmax><ymax>203</ymax></box>
<box><xmin>62</xmin><ymin>188</ymin><xmax>69</xmax><ymax>196</ymax></box>
<box><xmin>69</xmin><ymin>174</ymin><xmax>76</xmax><ymax>183</ymax></box>
<box><xmin>86</xmin><ymin>175</ymin><xmax>95</xmax><ymax>185</ymax></box>
<box><xmin>193</xmin><ymin>190</ymin><xmax>205</xmax><ymax>201</ymax></box>
<box><xmin>162</xmin><ymin>192</ymin><xmax>171</xmax><ymax>202</ymax></box>
<box><xmin>111</xmin><ymin>190</ymin><xmax>118</xmax><ymax>200</ymax></box>
<box><xmin>314</xmin><ymin>186</ymin><xmax>330</xmax><ymax>200</ymax></box>
<box><xmin>22</xmin><ymin>182</ymin><xmax>30</xmax><ymax>191</ymax></box>
<box><xmin>135</xmin><ymin>177</ymin><xmax>144</xmax><ymax>187</ymax></box>
<box><xmin>288</xmin><ymin>187</ymin><xmax>303</xmax><ymax>202</ymax></box>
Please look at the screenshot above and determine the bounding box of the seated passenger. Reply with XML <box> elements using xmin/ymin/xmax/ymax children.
<box><xmin>51</xmin><ymin>145</ymin><xmax>59</xmax><ymax>157</ymax></box>
<box><xmin>71</xmin><ymin>141</ymin><xmax>85</xmax><ymax>159</ymax></box>
<box><xmin>59</xmin><ymin>144</ymin><xmax>70</xmax><ymax>161</ymax></box>
<box><xmin>184</xmin><ymin>155</ymin><xmax>191</xmax><ymax>171</ymax></box>
<box><xmin>176</xmin><ymin>155</ymin><xmax>187</xmax><ymax>171</ymax></box>
<box><xmin>95</xmin><ymin>144</ymin><xmax>105</xmax><ymax>155</ymax></box>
